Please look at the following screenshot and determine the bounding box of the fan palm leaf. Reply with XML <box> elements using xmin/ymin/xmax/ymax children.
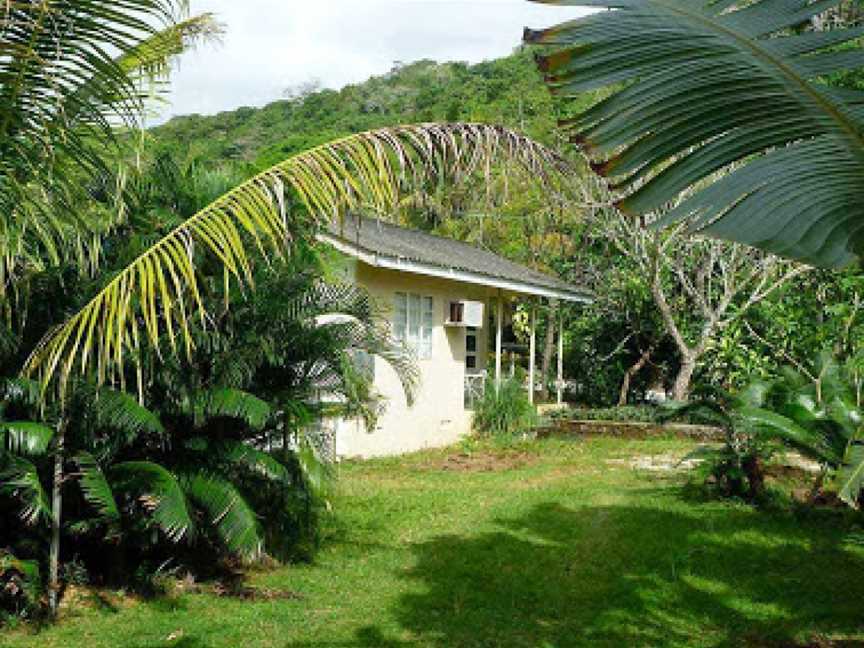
<box><xmin>24</xmin><ymin>124</ymin><xmax>566</xmax><ymax>391</ymax></box>
<box><xmin>526</xmin><ymin>0</ymin><xmax>864</xmax><ymax>267</ymax></box>
<box><xmin>181</xmin><ymin>472</ymin><xmax>263</xmax><ymax>560</ymax></box>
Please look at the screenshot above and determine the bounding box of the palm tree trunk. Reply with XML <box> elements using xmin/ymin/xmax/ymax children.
<box><xmin>48</xmin><ymin>415</ymin><xmax>67</xmax><ymax>616</ymax></box>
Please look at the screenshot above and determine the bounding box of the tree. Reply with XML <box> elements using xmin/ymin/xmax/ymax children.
<box><xmin>592</xmin><ymin>204</ymin><xmax>808</xmax><ymax>400</ymax></box>
<box><xmin>0</xmin><ymin>1</ymin><xmax>219</xmax><ymax>615</ymax></box>
<box><xmin>525</xmin><ymin>0</ymin><xmax>864</xmax><ymax>268</ymax></box>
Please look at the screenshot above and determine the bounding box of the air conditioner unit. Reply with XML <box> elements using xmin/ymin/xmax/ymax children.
<box><xmin>445</xmin><ymin>300</ymin><xmax>484</xmax><ymax>327</ymax></box>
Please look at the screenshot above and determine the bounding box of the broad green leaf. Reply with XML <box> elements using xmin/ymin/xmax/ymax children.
<box><xmin>527</xmin><ymin>0</ymin><xmax>864</xmax><ymax>267</ymax></box>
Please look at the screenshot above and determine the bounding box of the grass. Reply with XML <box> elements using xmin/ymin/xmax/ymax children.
<box><xmin>4</xmin><ymin>436</ymin><xmax>864</xmax><ymax>648</ymax></box>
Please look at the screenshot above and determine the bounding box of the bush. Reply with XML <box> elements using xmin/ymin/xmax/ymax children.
<box><xmin>564</xmin><ymin>405</ymin><xmax>660</xmax><ymax>423</ymax></box>
<box><xmin>472</xmin><ymin>372</ymin><xmax>538</xmax><ymax>438</ymax></box>
<box><xmin>0</xmin><ymin>550</ymin><xmax>42</xmax><ymax>624</ymax></box>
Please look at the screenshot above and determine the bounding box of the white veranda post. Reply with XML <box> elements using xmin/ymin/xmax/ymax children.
<box><xmin>557</xmin><ymin>305</ymin><xmax>565</xmax><ymax>405</ymax></box>
<box><xmin>495</xmin><ymin>290</ymin><xmax>503</xmax><ymax>392</ymax></box>
<box><xmin>528</xmin><ymin>300</ymin><xmax>536</xmax><ymax>405</ymax></box>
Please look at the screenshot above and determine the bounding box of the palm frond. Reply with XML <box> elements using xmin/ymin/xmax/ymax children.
<box><xmin>87</xmin><ymin>387</ymin><xmax>165</xmax><ymax>438</ymax></box>
<box><xmin>527</xmin><ymin>0</ymin><xmax>864</xmax><ymax>267</ymax></box>
<box><xmin>0</xmin><ymin>456</ymin><xmax>50</xmax><ymax>526</ymax></box>
<box><xmin>110</xmin><ymin>461</ymin><xmax>193</xmax><ymax>542</ymax></box>
<box><xmin>75</xmin><ymin>452</ymin><xmax>121</xmax><ymax>530</ymax></box>
<box><xmin>837</xmin><ymin>444</ymin><xmax>864</xmax><ymax>508</ymax></box>
<box><xmin>297</xmin><ymin>442</ymin><xmax>330</xmax><ymax>499</ymax></box>
<box><xmin>290</xmin><ymin>282</ymin><xmax>420</xmax><ymax>405</ymax></box>
<box><xmin>0</xmin><ymin>2</ymin><xmax>213</xmax><ymax>279</ymax></box>
<box><xmin>23</xmin><ymin>124</ymin><xmax>568</xmax><ymax>390</ymax></box>
<box><xmin>192</xmin><ymin>388</ymin><xmax>272</xmax><ymax>430</ymax></box>
<box><xmin>206</xmin><ymin>440</ymin><xmax>292</xmax><ymax>483</ymax></box>
<box><xmin>0</xmin><ymin>421</ymin><xmax>54</xmax><ymax>457</ymax></box>
<box><xmin>181</xmin><ymin>472</ymin><xmax>263</xmax><ymax>561</ymax></box>
<box><xmin>739</xmin><ymin>406</ymin><xmax>841</xmax><ymax>464</ymax></box>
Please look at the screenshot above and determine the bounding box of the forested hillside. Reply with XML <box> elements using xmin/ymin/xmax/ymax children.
<box><xmin>150</xmin><ymin>49</ymin><xmax>864</xmax><ymax>407</ymax></box>
<box><xmin>152</xmin><ymin>50</ymin><xmax>566</xmax><ymax>169</ymax></box>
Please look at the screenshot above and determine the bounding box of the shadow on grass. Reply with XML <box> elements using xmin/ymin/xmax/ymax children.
<box><xmin>386</xmin><ymin>502</ymin><xmax>864</xmax><ymax>648</ymax></box>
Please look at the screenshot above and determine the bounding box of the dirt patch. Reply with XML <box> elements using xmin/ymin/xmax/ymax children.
<box><xmin>605</xmin><ymin>450</ymin><xmax>708</xmax><ymax>473</ymax></box>
<box><xmin>175</xmin><ymin>572</ymin><xmax>304</xmax><ymax>601</ymax></box>
<box><xmin>424</xmin><ymin>451</ymin><xmax>536</xmax><ymax>473</ymax></box>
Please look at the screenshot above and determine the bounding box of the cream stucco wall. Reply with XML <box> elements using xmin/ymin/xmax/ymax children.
<box><xmin>334</xmin><ymin>261</ymin><xmax>497</xmax><ymax>459</ymax></box>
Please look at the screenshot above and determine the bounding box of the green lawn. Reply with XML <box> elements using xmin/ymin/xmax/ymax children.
<box><xmin>4</xmin><ymin>437</ymin><xmax>864</xmax><ymax>648</ymax></box>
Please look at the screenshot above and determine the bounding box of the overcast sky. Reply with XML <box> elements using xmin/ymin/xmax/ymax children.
<box><xmin>158</xmin><ymin>1</ymin><xmax>587</xmax><ymax>121</ymax></box>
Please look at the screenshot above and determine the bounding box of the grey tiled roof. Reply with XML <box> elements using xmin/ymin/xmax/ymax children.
<box><xmin>325</xmin><ymin>216</ymin><xmax>591</xmax><ymax>301</ymax></box>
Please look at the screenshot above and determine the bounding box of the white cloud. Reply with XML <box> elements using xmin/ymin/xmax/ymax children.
<box><xmin>159</xmin><ymin>0</ymin><xmax>588</xmax><ymax>120</ymax></box>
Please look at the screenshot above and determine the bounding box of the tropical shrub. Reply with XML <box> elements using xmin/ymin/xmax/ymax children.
<box><xmin>0</xmin><ymin>550</ymin><xmax>41</xmax><ymax>623</ymax></box>
<box><xmin>664</xmin><ymin>393</ymin><xmax>773</xmax><ymax>502</ymax></box>
<box><xmin>668</xmin><ymin>353</ymin><xmax>864</xmax><ymax>506</ymax></box>
<box><xmin>472</xmin><ymin>372</ymin><xmax>539</xmax><ymax>438</ymax></box>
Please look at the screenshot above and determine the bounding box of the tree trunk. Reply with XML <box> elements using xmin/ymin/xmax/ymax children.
<box><xmin>618</xmin><ymin>346</ymin><xmax>654</xmax><ymax>406</ymax></box>
<box><xmin>49</xmin><ymin>416</ymin><xmax>67</xmax><ymax>616</ymax></box>
<box><xmin>540</xmin><ymin>305</ymin><xmax>557</xmax><ymax>401</ymax></box>
<box><xmin>742</xmin><ymin>454</ymin><xmax>765</xmax><ymax>501</ymax></box>
<box><xmin>673</xmin><ymin>356</ymin><xmax>697</xmax><ymax>401</ymax></box>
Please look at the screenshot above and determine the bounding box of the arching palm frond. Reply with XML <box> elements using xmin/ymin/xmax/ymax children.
<box><xmin>75</xmin><ymin>452</ymin><xmax>121</xmax><ymax>530</ymax></box>
<box><xmin>87</xmin><ymin>387</ymin><xmax>166</xmax><ymax>439</ymax></box>
<box><xmin>24</xmin><ymin>124</ymin><xmax>568</xmax><ymax>391</ymax></box>
<box><xmin>0</xmin><ymin>3</ymin><xmax>219</xmax><ymax>279</ymax></box>
<box><xmin>296</xmin><ymin>442</ymin><xmax>330</xmax><ymax>499</ymax></box>
<box><xmin>192</xmin><ymin>388</ymin><xmax>272</xmax><ymax>430</ymax></box>
<box><xmin>526</xmin><ymin>0</ymin><xmax>864</xmax><ymax>267</ymax></box>
<box><xmin>181</xmin><ymin>473</ymin><xmax>263</xmax><ymax>561</ymax></box>
<box><xmin>110</xmin><ymin>461</ymin><xmax>193</xmax><ymax>543</ymax></box>
<box><xmin>302</xmin><ymin>283</ymin><xmax>421</xmax><ymax>405</ymax></box>
<box><xmin>0</xmin><ymin>457</ymin><xmax>50</xmax><ymax>526</ymax></box>
<box><xmin>0</xmin><ymin>422</ymin><xmax>54</xmax><ymax>457</ymax></box>
<box><xmin>203</xmin><ymin>440</ymin><xmax>292</xmax><ymax>484</ymax></box>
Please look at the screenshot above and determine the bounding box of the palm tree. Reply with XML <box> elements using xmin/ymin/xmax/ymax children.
<box><xmin>525</xmin><ymin>0</ymin><xmax>864</xmax><ymax>268</ymax></box>
<box><xmin>23</xmin><ymin>124</ymin><xmax>568</xmax><ymax>393</ymax></box>
<box><xmin>0</xmin><ymin>2</ymin><xmax>220</xmax><ymax>286</ymax></box>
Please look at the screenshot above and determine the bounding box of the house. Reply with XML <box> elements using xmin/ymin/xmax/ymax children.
<box><xmin>318</xmin><ymin>217</ymin><xmax>591</xmax><ymax>459</ymax></box>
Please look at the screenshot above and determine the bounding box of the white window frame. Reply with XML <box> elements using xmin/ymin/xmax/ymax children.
<box><xmin>393</xmin><ymin>292</ymin><xmax>433</xmax><ymax>359</ymax></box>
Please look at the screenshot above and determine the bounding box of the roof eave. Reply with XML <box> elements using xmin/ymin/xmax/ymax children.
<box><xmin>318</xmin><ymin>233</ymin><xmax>593</xmax><ymax>304</ymax></box>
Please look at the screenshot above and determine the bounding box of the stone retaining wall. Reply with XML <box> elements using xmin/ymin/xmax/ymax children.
<box><xmin>540</xmin><ymin>419</ymin><xmax>724</xmax><ymax>442</ymax></box>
